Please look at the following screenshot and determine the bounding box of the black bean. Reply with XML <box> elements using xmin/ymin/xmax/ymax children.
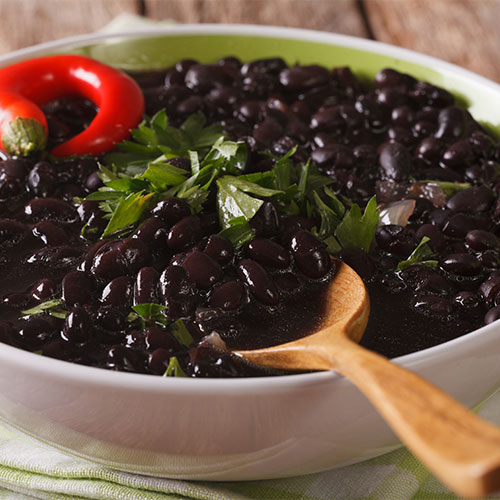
<box><xmin>133</xmin><ymin>216</ymin><xmax>167</xmax><ymax>251</ymax></box>
<box><xmin>24</xmin><ymin>198</ymin><xmax>76</xmax><ymax>221</ymax></box>
<box><xmin>310</xmin><ymin>106</ymin><xmax>344</xmax><ymax>132</ymax></box>
<box><xmin>62</xmin><ymin>271</ymin><xmax>93</xmax><ymax>306</ymax></box>
<box><xmin>253</xmin><ymin>119</ymin><xmax>283</xmax><ymax>146</ymax></box>
<box><xmin>32</xmin><ymin>221</ymin><xmax>68</xmax><ymax>246</ymax></box>
<box><xmin>441</xmin><ymin>253</ymin><xmax>482</xmax><ymax>276</ymax></box>
<box><xmin>466</xmin><ymin>230</ymin><xmax>499</xmax><ymax>251</ymax></box>
<box><xmin>410</xmin><ymin>82</ymin><xmax>454</xmax><ymax>108</ymax></box>
<box><xmin>17</xmin><ymin>316</ymin><xmax>59</xmax><ymax>347</ymax></box>
<box><xmin>95</xmin><ymin>306</ymin><xmax>128</xmax><ymax>331</ymax></box>
<box><xmin>441</xmin><ymin>140</ymin><xmax>473</xmax><ymax>168</ymax></box>
<box><xmin>144</xmin><ymin>327</ymin><xmax>178</xmax><ymax>351</ymax></box>
<box><xmin>26</xmin><ymin>246</ymin><xmax>82</xmax><ymax>268</ymax></box>
<box><xmin>241</xmin><ymin>58</ymin><xmax>287</xmax><ymax>76</ymax></box>
<box><xmin>100</xmin><ymin>276</ymin><xmax>133</xmax><ymax>306</ymax></box>
<box><xmin>106</xmin><ymin>344</ymin><xmax>145</xmax><ymax>372</ymax></box>
<box><xmin>167</xmin><ymin>215</ymin><xmax>202</xmax><ymax>252</ymax></box>
<box><xmin>355</xmin><ymin>94</ymin><xmax>390</xmax><ymax>129</ymax></box>
<box><xmin>442</xmin><ymin>214</ymin><xmax>477</xmax><ymax>238</ymax></box>
<box><xmin>84</xmin><ymin>171</ymin><xmax>103</xmax><ymax>192</ymax></box>
<box><xmin>446</xmin><ymin>185</ymin><xmax>494</xmax><ymax>213</ymax></box>
<box><xmin>27</xmin><ymin>161</ymin><xmax>57</xmax><ymax>197</ymax></box>
<box><xmin>77</xmin><ymin>200</ymin><xmax>100</xmax><ymax>222</ymax></box>
<box><xmin>237</xmin><ymin>259</ymin><xmax>279</xmax><ymax>305</ymax></box>
<box><xmin>415</xmin><ymin>137</ymin><xmax>444</xmax><ymax>163</ymax></box>
<box><xmin>209</xmin><ymin>281</ymin><xmax>246</xmax><ymax>310</ymax></box>
<box><xmin>379</xmin><ymin>142</ymin><xmax>411</xmax><ymax>181</ymax></box>
<box><xmin>148</xmin><ymin>348</ymin><xmax>174</xmax><ymax>375</ymax></box>
<box><xmin>387</xmin><ymin>126</ymin><xmax>414</xmax><ymax>147</ymax></box>
<box><xmin>119</xmin><ymin>238</ymin><xmax>150</xmax><ymax>273</ymax></box>
<box><xmin>181</xmin><ymin>249</ymin><xmax>223</xmax><ymax>290</ymax></box>
<box><xmin>415</xmin><ymin>273</ymin><xmax>453</xmax><ymax>296</ymax></box>
<box><xmin>279</xmin><ymin>65</ymin><xmax>330</xmax><ymax>90</ymax></box>
<box><xmin>185</xmin><ymin>64</ymin><xmax>233</xmax><ymax>93</ymax></box>
<box><xmin>91</xmin><ymin>242</ymin><xmax>127</xmax><ymax>280</ymax></box>
<box><xmin>435</xmin><ymin>106</ymin><xmax>467</xmax><ymax>140</ymax></box>
<box><xmin>485</xmin><ymin>305</ymin><xmax>500</xmax><ymax>324</ymax></box>
<box><xmin>375</xmin><ymin>68</ymin><xmax>416</xmax><ymax>89</ymax></box>
<box><xmin>203</xmin><ymin>234</ymin><xmax>233</xmax><ymax>264</ymax></box>
<box><xmin>160</xmin><ymin>265</ymin><xmax>188</xmax><ymax>299</ymax></box>
<box><xmin>480</xmin><ymin>274</ymin><xmax>500</xmax><ymax>302</ymax></box>
<box><xmin>247</xmin><ymin>238</ymin><xmax>290</xmax><ymax>269</ymax></box>
<box><xmin>469</xmin><ymin>131</ymin><xmax>495</xmax><ymax>158</ymax></box>
<box><xmin>61</xmin><ymin>307</ymin><xmax>92</xmax><ymax>344</ymax></box>
<box><xmin>311</xmin><ymin>144</ymin><xmax>355</xmax><ymax>170</ymax></box>
<box><xmin>289</xmin><ymin>231</ymin><xmax>331</xmax><ymax>279</ymax></box>
<box><xmin>376</xmin><ymin>225</ymin><xmax>417</xmax><ymax>257</ymax></box>
<box><xmin>478</xmin><ymin>251</ymin><xmax>500</xmax><ymax>269</ymax></box>
<box><xmin>31</xmin><ymin>279</ymin><xmax>57</xmax><ymax>302</ymax></box>
<box><xmin>454</xmin><ymin>291</ymin><xmax>481</xmax><ymax>311</ymax></box>
<box><xmin>415</xmin><ymin>224</ymin><xmax>446</xmax><ymax>252</ymax></box>
<box><xmin>0</xmin><ymin>159</ymin><xmax>29</xmax><ymax>198</ymax></box>
<box><xmin>413</xmin><ymin>296</ymin><xmax>453</xmax><ymax>317</ymax></box>
<box><xmin>376</xmin><ymin>87</ymin><xmax>408</xmax><ymax>108</ymax></box>
<box><xmin>176</xmin><ymin>95</ymin><xmax>204</xmax><ymax>116</ymax></box>
<box><xmin>134</xmin><ymin>267</ymin><xmax>160</xmax><ymax>305</ymax></box>
<box><xmin>391</xmin><ymin>106</ymin><xmax>414</xmax><ymax>126</ymax></box>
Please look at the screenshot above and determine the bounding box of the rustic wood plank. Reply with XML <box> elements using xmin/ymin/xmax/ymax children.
<box><xmin>0</xmin><ymin>0</ymin><xmax>139</xmax><ymax>54</ymax></box>
<box><xmin>145</xmin><ymin>0</ymin><xmax>368</xmax><ymax>37</ymax></box>
<box><xmin>365</xmin><ymin>0</ymin><xmax>500</xmax><ymax>82</ymax></box>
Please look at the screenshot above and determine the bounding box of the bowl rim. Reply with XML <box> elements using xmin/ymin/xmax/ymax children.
<box><xmin>1</xmin><ymin>23</ymin><xmax>500</xmax><ymax>393</ymax></box>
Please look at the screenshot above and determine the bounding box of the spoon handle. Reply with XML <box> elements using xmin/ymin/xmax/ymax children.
<box><xmin>323</xmin><ymin>335</ymin><xmax>500</xmax><ymax>499</ymax></box>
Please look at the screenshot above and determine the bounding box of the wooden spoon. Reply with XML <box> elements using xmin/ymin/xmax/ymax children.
<box><xmin>234</xmin><ymin>259</ymin><xmax>500</xmax><ymax>498</ymax></box>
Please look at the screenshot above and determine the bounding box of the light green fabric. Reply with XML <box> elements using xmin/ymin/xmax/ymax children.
<box><xmin>0</xmin><ymin>389</ymin><xmax>499</xmax><ymax>500</ymax></box>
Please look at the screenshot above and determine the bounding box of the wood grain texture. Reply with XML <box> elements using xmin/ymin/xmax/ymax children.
<box><xmin>144</xmin><ymin>0</ymin><xmax>369</xmax><ymax>37</ymax></box>
<box><xmin>365</xmin><ymin>0</ymin><xmax>500</xmax><ymax>82</ymax></box>
<box><xmin>0</xmin><ymin>0</ymin><xmax>139</xmax><ymax>53</ymax></box>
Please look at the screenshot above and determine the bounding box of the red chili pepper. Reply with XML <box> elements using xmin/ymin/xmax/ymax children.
<box><xmin>0</xmin><ymin>55</ymin><xmax>145</xmax><ymax>157</ymax></box>
<box><xmin>0</xmin><ymin>90</ymin><xmax>48</xmax><ymax>156</ymax></box>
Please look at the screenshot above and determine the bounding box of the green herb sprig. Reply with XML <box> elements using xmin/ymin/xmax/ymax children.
<box><xmin>397</xmin><ymin>236</ymin><xmax>438</xmax><ymax>271</ymax></box>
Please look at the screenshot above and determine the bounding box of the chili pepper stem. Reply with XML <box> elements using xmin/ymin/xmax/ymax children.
<box><xmin>2</xmin><ymin>117</ymin><xmax>47</xmax><ymax>157</ymax></box>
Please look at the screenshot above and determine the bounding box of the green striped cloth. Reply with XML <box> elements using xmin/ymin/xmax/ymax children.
<box><xmin>0</xmin><ymin>388</ymin><xmax>499</xmax><ymax>500</ymax></box>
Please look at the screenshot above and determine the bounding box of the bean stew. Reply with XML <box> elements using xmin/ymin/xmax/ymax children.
<box><xmin>0</xmin><ymin>56</ymin><xmax>499</xmax><ymax>377</ymax></box>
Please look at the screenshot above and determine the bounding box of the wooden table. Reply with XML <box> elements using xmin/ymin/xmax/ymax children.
<box><xmin>2</xmin><ymin>0</ymin><xmax>500</xmax><ymax>81</ymax></box>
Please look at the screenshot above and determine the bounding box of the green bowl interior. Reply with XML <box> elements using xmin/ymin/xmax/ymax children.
<box><xmin>61</xmin><ymin>32</ymin><xmax>499</xmax><ymax>134</ymax></box>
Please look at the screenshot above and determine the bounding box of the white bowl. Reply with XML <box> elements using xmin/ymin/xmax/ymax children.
<box><xmin>1</xmin><ymin>25</ymin><xmax>500</xmax><ymax>481</ymax></box>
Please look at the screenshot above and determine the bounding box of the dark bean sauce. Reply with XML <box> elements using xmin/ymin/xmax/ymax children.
<box><xmin>1</xmin><ymin>57</ymin><xmax>499</xmax><ymax>377</ymax></box>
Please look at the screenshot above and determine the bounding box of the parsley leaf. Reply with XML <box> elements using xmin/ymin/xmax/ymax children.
<box><xmin>219</xmin><ymin>217</ymin><xmax>255</xmax><ymax>248</ymax></box>
<box><xmin>417</xmin><ymin>180</ymin><xmax>471</xmax><ymax>198</ymax></box>
<box><xmin>335</xmin><ymin>196</ymin><xmax>379</xmax><ymax>253</ymax></box>
<box><xmin>131</xmin><ymin>303</ymin><xmax>168</xmax><ymax>325</ymax></box>
<box><xmin>163</xmin><ymin>356</ymin><xmax>187</xmax><ymax>377</ymax></box>
<box><xmin>21</xmin><ymin>299</ymin><xmax>69</xmax><ymax>319</ymax></box>
<box><xmin>397</xmin><ymin>236</ymin><xmax>438</xmax><ymax>271</ymax></box>
<box><xmin>216</xmin><ymin>176</ymin><xmax>282</xmax><ymax>229</ymax></box>
<box><xmin>170</xmin><ymin>319</ymin><xmax>195</xmax><ymax>347</ymax></box>
<box><xmin>101</xmin><ymin>191</ymin><xmax>155</xmax><ymax>238</ymax></box>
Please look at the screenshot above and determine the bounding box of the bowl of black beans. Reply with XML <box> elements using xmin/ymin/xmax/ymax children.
<box><xmin>0</xmin><ymin>24</ymin><xmax>500</xmax><ymax>480</ymax></box>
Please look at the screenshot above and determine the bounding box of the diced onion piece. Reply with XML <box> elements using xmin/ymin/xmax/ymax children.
<box><xmin>378</xmin><ymin>199</ymin><xmax>416</xmax><ymax>227</ymax></box>
<box><xmin>198</xmin><ymin>332</ymin><xmax>228</xmax><ymax>352</ymax></box>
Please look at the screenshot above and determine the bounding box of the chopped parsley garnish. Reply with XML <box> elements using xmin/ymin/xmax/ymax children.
<box><xmin>169</xmin><ymin>319</ymin><xmax>195</xmax><ymax>348</ymax></box>
<box><xmin>397</xmin><ymin>236</ymin><xmax>438</xmax><ymax>271</ymax></box>
<box><xmin>82</xmin><ymin>112</ymin><xmax>384</xmax><ymax>257</ymax></box>
<box><xmin>163</xmin><ymin>356</ymin><xmax>187</xmax><ymax>377</ymax></box>
<box><xmin>21</xmin><ymin>299</ymin><xmax>69</xmax><ymax>319</ymax></box>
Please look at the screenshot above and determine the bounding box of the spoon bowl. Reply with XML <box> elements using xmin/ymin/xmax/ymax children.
<box><xmin>235</xmin><ymin>260</ymin><xmax>500</xmax><ymax>498</ymax></box>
